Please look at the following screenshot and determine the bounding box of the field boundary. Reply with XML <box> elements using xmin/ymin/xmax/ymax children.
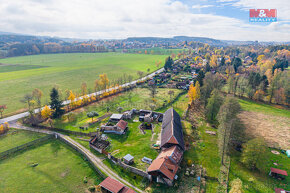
<box><xmin>0</xmin><ymin>134</ymin><xmax>53</xmax><ymax>160</ymax></box>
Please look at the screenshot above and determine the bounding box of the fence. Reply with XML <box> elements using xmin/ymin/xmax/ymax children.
<box><xmin>117</xmin><ymin>160</ymin><xmax>150</xmax><ymax>179</ymax></box>
<box><xmin>34</xmin><ymin>125</ymin><xmax>97</xmax><ymax>137</ymax></box>
<box><xmin>107</xmin><ymin>153</ymin><xmax>150</xmax><ymax>179</ymax></box>
<box><xmin>0</xmin><ymin>135</ymin><xmax>54</xmax><ymax>160</ymax></box>
<box><xmin>57</xmin><ymin>134</ymin><xmax>107</xmax><ymax>179</ymax></box>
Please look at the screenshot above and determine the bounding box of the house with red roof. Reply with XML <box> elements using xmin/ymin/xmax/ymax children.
<box><xmin>147</xmin><ymin>108</ymin><xmax>184</xmax><ymax>186</ymax></box>
<box><xmin>99</xmin><ymin>177</ymin><xmax>136</xmax><ymax>193</ymax></box>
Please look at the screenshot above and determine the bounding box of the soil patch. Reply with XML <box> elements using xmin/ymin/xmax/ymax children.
<box><xmin>238</xmin><ymin>111</ymin><xmax>290</xmax><ymax>149</ymax></box>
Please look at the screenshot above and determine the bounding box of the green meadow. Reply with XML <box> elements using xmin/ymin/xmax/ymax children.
<box><xmin>0</xmin><ymin>139</ymin><xmax>103</xmax><ymax>193</ymax></box>
<box><xmin>0</xmin><ymin>53</ymin><xmax>167</xmax><ymax>116</ymax></box>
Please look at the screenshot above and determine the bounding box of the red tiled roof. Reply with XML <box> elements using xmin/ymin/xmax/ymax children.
<box><xmin>157</xmin><ymin>145</ymin><xmax>183</xmax><ymax>164</ymax></box>
<box><xmin>100</xmin><ymin>177</ymin><xmax>125</xmax><ymax>193</ymax></box>
<box><xmin>120</xmin><ymin>186</ymin><xmax>136</xmax><ymax>193</ymax></box>
<box><xmin>148</xmin><ymin>157</ymin><xmax>178</xmax><ymax>180</ymax></box>
<box><xmin>271</xmin><ymin>168</ymin><xmax>288</xmax><ymax>176</ymax></box>
<box><xmin>116</xmin><ymin>120</ymin><xmax>128</xmax><ymax>130</ymax></box>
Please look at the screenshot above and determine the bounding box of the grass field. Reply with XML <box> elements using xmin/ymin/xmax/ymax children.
<box><xmin>238</xmin><ymin>98</ymin><xmax>290</xmax><ymax>118</ymax></box>
<box><xmin>229</xmin><ymin>98</ymin><xmax>290</xmax><ymax>192</ymax></box>
<box><xmin>0</xmin><ymin>53</ymin><xmax>167</xmax><ymax>116</ymax></box>
<box><xmin>238</xmin><ymin>98</ymin><xmax>290</xmax><ymax>149</ymax></box>
<box><xmin>47</xmin><ymin>88</ymin><xmax>182</xmax><ymax>133</ymax></box>
<box><xmin>0</xmin><ymin>129</ymin><xmax>45</xmax><ymax>152</ymax></box>
<box><xmin>229</xmin><ymin>149</ymin><xmax>290</xmax><ymax>193</ymax></box>
<box><xmin>0</xmin><ymin>139</ymin><xmax>103</xmax><ymax>193</ymax></box>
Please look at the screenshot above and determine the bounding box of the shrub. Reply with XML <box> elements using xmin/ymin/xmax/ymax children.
<box><xmin>83</xmin><ymin>176</ymin><xmax>88</xmax><ymax>184</ymax></box>
<box><xmin>88</xmin><ymin>186</ymin><xmax>95</xmax><ymax>192</ymax></box>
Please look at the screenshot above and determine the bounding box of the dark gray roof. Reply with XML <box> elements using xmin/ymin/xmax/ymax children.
<box><xmin>161</xmin><ymin>108</ymin><xmax>184</xmax><ymax>150</ymax></box>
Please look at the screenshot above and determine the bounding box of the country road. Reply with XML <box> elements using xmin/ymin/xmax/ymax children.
<box><xmin>0</xmin><ymin>68</ymin><xmax>164</xmax><ymax>124</ymax></box>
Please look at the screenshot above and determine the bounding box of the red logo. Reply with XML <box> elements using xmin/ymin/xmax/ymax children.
<box><xmin>249</xmin><ymin>9</ymin><xmax>277</xmax><ymax>22</ymax></box>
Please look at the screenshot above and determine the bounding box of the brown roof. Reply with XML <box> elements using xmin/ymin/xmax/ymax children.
<box><xmin>147</xmin><ymin>157</ymin><xmax>178</xmax><ymax>180</ymax></box>
<box><xmin>120</xmin><ymin>186</ymin><xmax>136</xmax><ymax>193</ymax></box>
<box><xmin>116</xmin><ymin>120</ymin><xmax>128</xmax><ymax>130</ymax></box>
<box><xmin>161</xmin><ymin>108</ymin><xmax>184</xmax><ymax>150</ymax></box>
<box><xmin>100</xmin><ymin>177</ymin><xmax>125</xmax><ymax>193</ymax></box>
<box><xmin>271</xmin><ymin>168</ymin><xmax>288</xmax><ymax>176</ymax></box>
<box><xmin>157</xmin><ymin>145</ymin><xmax>183</xmax><ymax>164</ymax></box>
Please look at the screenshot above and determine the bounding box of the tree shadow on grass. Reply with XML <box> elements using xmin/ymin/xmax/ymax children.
<box><xmin>107</xmin><ymin>129</ymin><xmax>130</xmax><ymax>143</ymax></box>
<box><xmin>50</xmin><ymin>140</ymin><xmax>61</xmax><ymax>156</ymax></box>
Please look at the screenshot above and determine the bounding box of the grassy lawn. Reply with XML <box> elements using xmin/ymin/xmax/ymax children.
<box><xmin>0</xmin><ymin>53</ymin><xmax>167</xmax><ymax>116</ymax></box>
<box><xmin>238</xmin><ymin>98</ymin><xmax>290</xmax><ymax>118</ymax></box>
<box><xmin>183</xmin><ymin>122</ymin><xmax>220</xmax><ymax>192</ymax></box>
<box><xmin>106</xmin><ymin>119</ymin><xmax>160</xmax><ymax>170</ymax></box>
<box><xmin>0</xmin><ymin>129</ymin><xmax>46</xmax><ymax>152</ymax></box>
<box><xmin>49</xmin><ymin>88</ymin><xmax>182</xmax><ymax>133</ymax></box>
<box><xmin>0</xmin><ymin>139</ymin><xmax>103</xmax><ymax>193</ymax></box>
<box><xmin>229</xmin><ymin>148</ymin><xmax>290</xmax><ymax>193</ymax></box>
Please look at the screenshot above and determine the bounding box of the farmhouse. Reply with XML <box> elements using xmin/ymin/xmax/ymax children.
<box><xmin>99</xmin><ymin>177</ymin><xmax>136</xmax><ymax>193</ymax></box>
<box><xmin>147</xmin><ymin>108</ymin><xmax>184</xmax><ymax>186</ymax></box>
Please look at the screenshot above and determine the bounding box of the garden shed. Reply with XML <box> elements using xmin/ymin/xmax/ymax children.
<box><xmin>110</xmin><ymin>114</ymin><xmax>124</xmax><ymax>122</ymax></box>
<box><xmin>269</xmin><ymin>168</ymin><xmax>288</xmax><ymax>180</ymax></box>
<box><xmin>123</xmin><ymin>154</ymin><xmax>134</xmax><ymax>165</ymax></box>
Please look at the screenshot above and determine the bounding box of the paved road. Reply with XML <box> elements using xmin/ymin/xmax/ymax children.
<box><xmin>0</xmin><ymin>68</ymin><xmax>164</xmax><ymax>124</ymax></box>
<box><xmin>10</xmin><ymin>122</ymin><xmax>144</xmax><ymax>193</ymax></box>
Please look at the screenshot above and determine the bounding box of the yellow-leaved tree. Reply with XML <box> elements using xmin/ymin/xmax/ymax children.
<box><xmin>0</xmin><ymin>124</ymin><xmax>4</xmax><ymax>135</ymax></box>
<box><xmin>100</xmin><ymin>74</ymin><xmax>109</xmax><ymax>92</ymax></box>
<box><xmin>67</xmin><ymin>91</ymin><xmax>76</xmax><ymax>109</ymax></box>
<box><xmin>188</xmin><ymin>81</ymin><xmax>201</xmax><ymax>104</ymax></box>
<box><xmin>41</xmin><ymin>105</ymin><xmax>52</xmax><ymax>119</ymax></box>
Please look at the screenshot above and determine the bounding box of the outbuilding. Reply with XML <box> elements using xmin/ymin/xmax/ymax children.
<box><xmin>109</xmin><ymin>114</ymin><xmax>124</xmax><ymax>122</ymax></box>
<box><xmin>269</xmin><ymin>168</ymin><xmax>288</xmax><ymax>180</ymax></box>
<box><xmin>123</xmin><ymin>154</ymin><xmax>134</xmax><ymax>165</ymax></box>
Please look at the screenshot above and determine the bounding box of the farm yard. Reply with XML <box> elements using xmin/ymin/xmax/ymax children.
<box><xmin>0</xmin><ymin>52</ymin><xmax>167</xmax><ymax>116</ymax></box>
<box><xmin>0</xmin><ymin>139</ymin><xmax>103</xmax><ymax>193</ymax></box>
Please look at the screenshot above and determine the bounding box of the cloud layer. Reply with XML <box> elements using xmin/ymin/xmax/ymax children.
<box><xmin>0</xmin><ymin>0</ymin><xmax>289</xmax><ymax>41</ymax></box>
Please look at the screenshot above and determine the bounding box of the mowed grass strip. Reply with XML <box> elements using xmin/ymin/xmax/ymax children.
<box><xmin>0</xmin><ymin>53</ymin><xmax>167</xmax><ymax>116</ymax></box>
<box><xmin>238</xmin><ymin>98</ymin><xmax>290</xmax><ymax>118</ymax></box>
<box><xmin>0</xmin><ymin>129</ymin><xmax>46</xmax><ymax>152</ymax></box>
<box><xmin>0</xmin><ymin>139</ymin><xmax>103</xmax><ymax>193</ymax></box>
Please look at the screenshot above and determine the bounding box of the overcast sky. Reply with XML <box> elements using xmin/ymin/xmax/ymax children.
<box><xmin>0</xmin><ymin>0</ymin><xmax>289</xmax><ymax>41</ymax></box>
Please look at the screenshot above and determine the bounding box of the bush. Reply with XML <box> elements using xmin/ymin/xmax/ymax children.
<box><xmin>88</xmin><ymin>186</ymin><xmax>95</xmax><ymax>192</ymax></box>
<box><xmin>83</xmin><ymin>176</ymin><xmax>88</xmax><ymax>183</ymax></box>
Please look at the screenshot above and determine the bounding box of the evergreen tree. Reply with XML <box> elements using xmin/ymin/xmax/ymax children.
<box><xmin>164</xmin><ymin>56</ymin><xmax>173</xmax><ymax>71</ymax></box>
<box><xmin>196</xmin><ymin>70</ymin><xmax>205</xmax><ymax>86</ymax></box>
<box><xmin>50</xmin><ymin>87</ymin><xmax>64</xmax><ymax>118</ymax></box>
<box><xmin>220</xmin><ymin>56</ymin><xmax>225</xmax><ymax>66</ymax></box>
<box><xmin>232</xmin><ymin>57</ymin><xmax>242</xmax><ymax>72</ymax></box>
